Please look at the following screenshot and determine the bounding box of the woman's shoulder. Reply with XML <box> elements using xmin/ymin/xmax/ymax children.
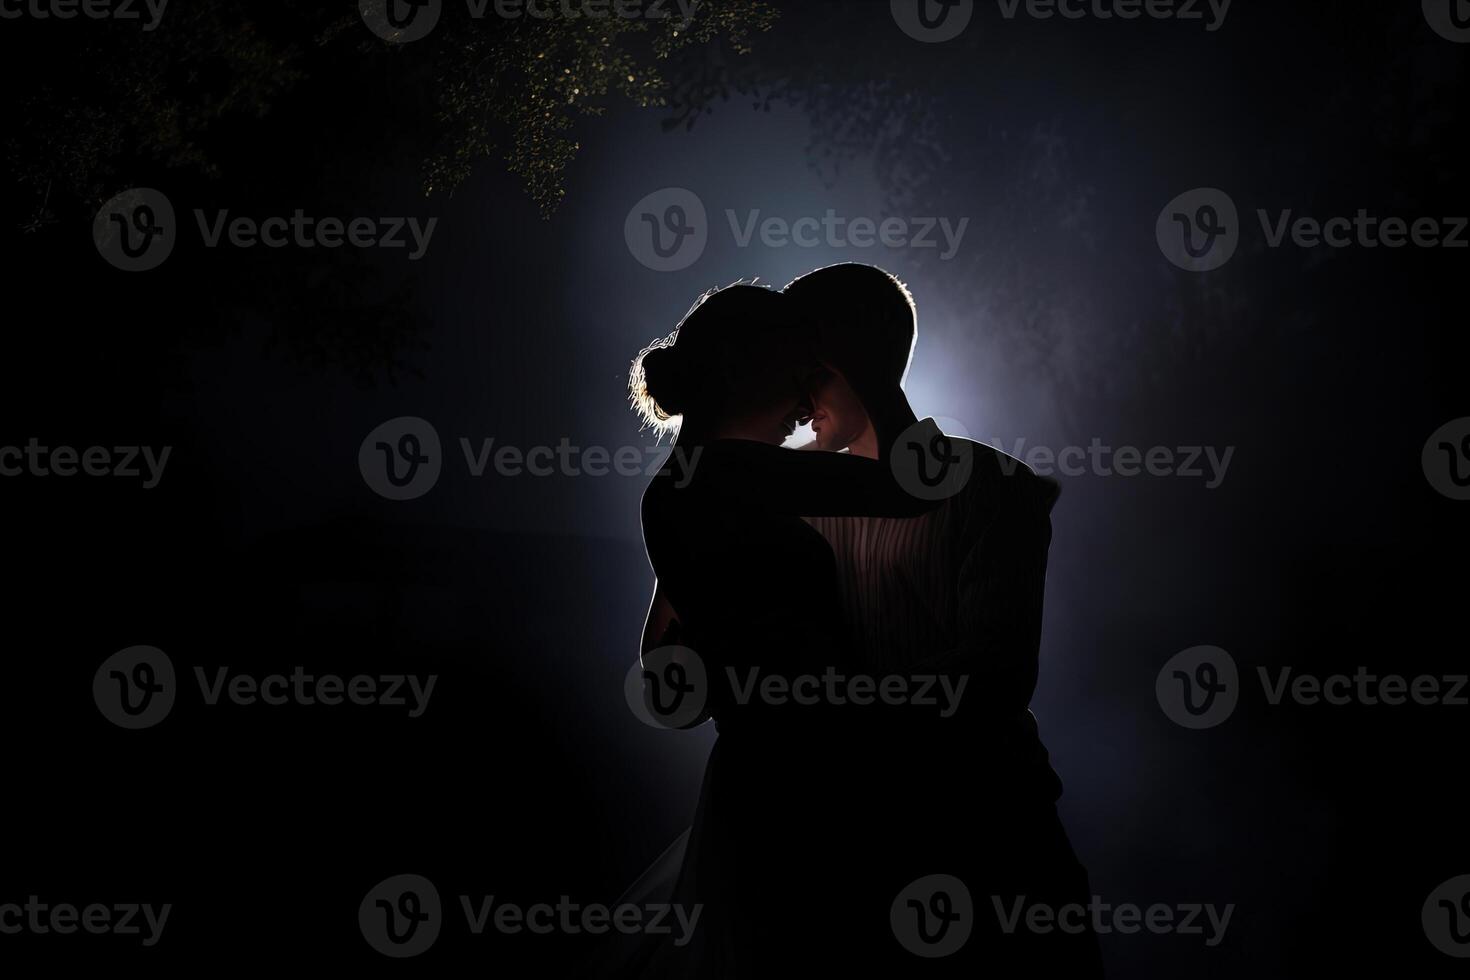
<box><xmin>648</xmin><ymin>439</ymin><xmax>787</xmax><ymax>490</ymax></box>
<box><xmin>639</xmin><ymin>444</ymin><xmax>710</xmax><ymax>512</ymax></box>
<box><xmin>640</xmin><ymin>439</ymin><xmax>785</xmax><ymax>521</ymax></box>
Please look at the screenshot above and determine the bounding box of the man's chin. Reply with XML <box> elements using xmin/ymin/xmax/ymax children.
<box><xmin>814</xmin><ymin>436</ymin><xmax>848</xmax><ymax>453</ymax></box>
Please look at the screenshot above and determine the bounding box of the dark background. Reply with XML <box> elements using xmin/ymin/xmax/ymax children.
<box><xmin>1</xmin><ymin>0</ymin><xmax>1466</xmax><ymax>974</ymax></box>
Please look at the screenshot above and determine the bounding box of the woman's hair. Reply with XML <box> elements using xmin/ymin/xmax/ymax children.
<box><xmin>628</xmin><ymin>282</ymin><xmax>798</xmax><ymax>438</ymax></box>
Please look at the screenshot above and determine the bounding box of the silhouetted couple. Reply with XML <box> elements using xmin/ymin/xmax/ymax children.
<box><xmin>605</xmin><ymin>264</ymin><xmax>1104</xmax><ymax>977</ymax></box>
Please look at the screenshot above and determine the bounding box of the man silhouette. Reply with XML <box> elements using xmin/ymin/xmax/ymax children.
<box><xmin>782</xmin><ymin>262</ymin><xmax>1102</xmax><ymax>974</ymax></box>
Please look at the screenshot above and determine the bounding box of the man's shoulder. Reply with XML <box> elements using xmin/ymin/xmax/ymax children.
<box><xmin>950</xmin><ymin>437</ymin><xmax>1061</xmax><ymax>513</ymax></box>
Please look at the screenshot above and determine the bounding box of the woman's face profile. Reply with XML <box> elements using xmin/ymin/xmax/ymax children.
<box><xmin>731</xmin><ymin>323</ymin><xmax>816</xmax><ymax>444</ymax></box>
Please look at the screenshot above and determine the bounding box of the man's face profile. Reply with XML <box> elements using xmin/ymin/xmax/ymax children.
<box><xmin>804</xmin><ymin>367</ymin><xmax>869</xmax><ymax>453</ymax></box>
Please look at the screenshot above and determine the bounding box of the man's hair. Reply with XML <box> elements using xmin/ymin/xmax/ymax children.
<box><xmin>782</xmin><ymin>263</ymin><xmax>917</xmax><ymax>385</ymax></box>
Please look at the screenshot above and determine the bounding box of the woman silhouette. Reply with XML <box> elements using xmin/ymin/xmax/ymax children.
<box><xmin>611</xmin><ymin>282</ymin><xmax>940</xmax><ymax>976</ymax></box>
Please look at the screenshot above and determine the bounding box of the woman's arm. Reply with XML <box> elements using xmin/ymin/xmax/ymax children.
<box><xmin>664</xmin><ymin>422</ymin><xmax>948</xmax><ymax>518</ymax></box>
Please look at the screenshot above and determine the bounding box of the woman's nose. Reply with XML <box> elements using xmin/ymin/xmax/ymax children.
<box><xmin>793</xmin><ymin>396</ymin><xmax>814</xmax><ymax>424</ymax></box>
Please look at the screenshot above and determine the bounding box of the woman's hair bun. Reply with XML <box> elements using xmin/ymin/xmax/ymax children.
<box><xmin>632</xmin><ymin>341</ymin><xmax>693</xmax><ymax>427</ymax></box>
<box><xmin>638</xmin><ymin>344</ymin><xmax>687</xmax><ymax>414</ymax></box>
<box><xmin>628</xmin><ymin>282</ymin><xmax>779</xmax><ymax>435</ymax></box>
